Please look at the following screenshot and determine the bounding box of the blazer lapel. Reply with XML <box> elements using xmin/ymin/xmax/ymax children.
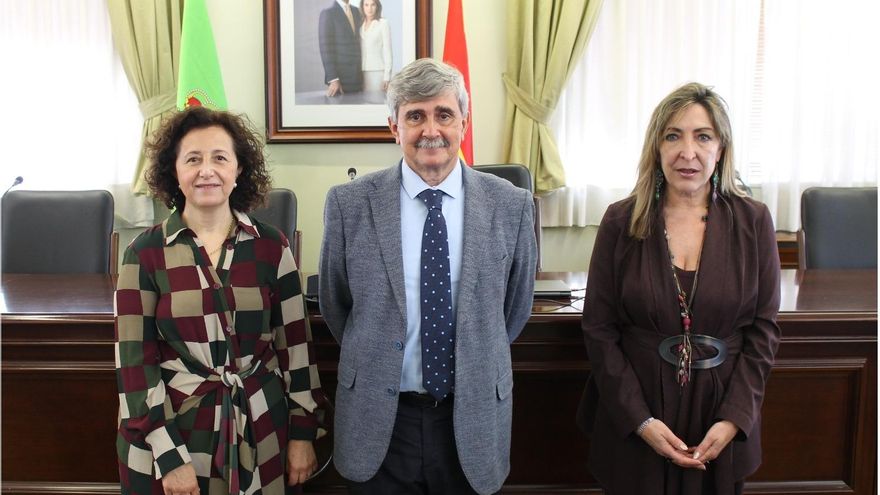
<box><xmin>456</xmin><ymin>166</ymin><xmax>493</xmax><ymax>327</ymax></box>
<box><xmin>649</xmin><ymin>211</ymin><xmax>674</xmax><ymax>333</ymax></box>
<box><xmin>692</xmin><ymin>198</ymin><xmax>734</xmax><ymax>335</ymax></box>
<box><xmin>368</xmin><ymin>164</ymin><xmax>408</xmax><ymax>322</ymax></box>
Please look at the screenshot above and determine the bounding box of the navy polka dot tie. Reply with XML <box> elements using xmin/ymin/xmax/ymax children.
<box><xmin>417</xmin><ymin>189</ymin><xmax>455</xmax><ymax>401</ymax></box>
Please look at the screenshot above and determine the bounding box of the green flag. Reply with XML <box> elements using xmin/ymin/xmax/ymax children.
<box><xmin>177</xmin><ymin>0</ymin><xmax>227</xmax><ymax>110</ymax></box>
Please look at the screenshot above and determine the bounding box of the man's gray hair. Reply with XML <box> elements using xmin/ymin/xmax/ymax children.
<box><xmin>386</xmin><ymin>58</ymin><xmax>469</xmax><ymax>123</ymax></box>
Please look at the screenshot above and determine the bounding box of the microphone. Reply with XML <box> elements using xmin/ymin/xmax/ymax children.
<box><xmin>3</xmin><ymin>176</ymin><xmax>23</xmax><ymax>197</ymax></box>
<box><xmin>347</xmin><ymin>167</ymin><xmax>357</xmax><ymax>181</ymax></box>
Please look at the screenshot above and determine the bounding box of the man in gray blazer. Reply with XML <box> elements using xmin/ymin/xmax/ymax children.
<box><xmin>319</xmin><ymin>58</ymin><xmax>537</xmax><ymax>494</ymax></box>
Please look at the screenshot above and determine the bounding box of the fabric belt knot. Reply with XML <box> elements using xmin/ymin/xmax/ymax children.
<box><xmin>211</xmin><ymin>360</ymin><xmax>265</xmax><ymax>495</ymax></box>
<box><xmin>417</xmin><ymin>189</ymin><xmax>456</xmax><ymax>401</ymax></box>
<box><xmin>221</xmin><ymin>370</ymin><xmax>245</xmax><ymax>388</ymax></box>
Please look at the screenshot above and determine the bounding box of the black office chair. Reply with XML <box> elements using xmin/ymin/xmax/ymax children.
<box><xmin>798</xmin><ymin>186</ymin><xmax>877</xmax><ymax>269</ymax></box>
<box><xmin>473</xmin><ymin>164</ymin><xmax>533</xmax><ymax>193</ymax></box>
<box><xmin>1</xmin><ymin>190</ymin><xmax>116</xmax><ymax>274</ymax></box>
<box><xmin>250</xmin><ymin>188</ymin><xmax>301</xmax><ymax>267</ymax></box>
<box><xmin>473</xmin><ymin>164</ymin><xmax>542</xmax><ymax>271</ymax></box>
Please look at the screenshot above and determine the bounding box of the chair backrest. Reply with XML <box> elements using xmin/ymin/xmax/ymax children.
<box><xmin>473</xmin><ymin>164</ymin><xmax>533</xmax><ymax>193</ymax></box>
<box><xmin>250</xmin><ymin>188</ymin><xmax>299</xmax><ymax>263</ymax></box>
<box><xmin>799</xmin><ymin>186</ymin><xmax>877</xmax><ymax>269</ymax></box>
<box><xmin>1</xmin><ymin>190</ymin><xmax>115</xmax><ymax>274</ymax></box>
<box><xmin>473</xmin><ymin>164</ymin><xmax>542</xmax><ymax>271</ymax></box>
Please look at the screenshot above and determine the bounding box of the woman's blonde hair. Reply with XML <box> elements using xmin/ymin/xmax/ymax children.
<box><xmin>628</xmin><ymin>82</ymin><xmax>746</xmax><ymax>239</ymax></box>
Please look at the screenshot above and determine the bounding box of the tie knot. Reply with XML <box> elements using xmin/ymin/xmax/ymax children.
<box><xmin>418</xmin><ymin>189</ymin><xmax>444</xmax><ymax>211</ymax></box>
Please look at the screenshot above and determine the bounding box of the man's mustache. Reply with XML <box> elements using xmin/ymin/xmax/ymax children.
<box><xmin>415</xmin><ymin>137</ymin><xmax>450</xmax><ymax>149</ymax></box>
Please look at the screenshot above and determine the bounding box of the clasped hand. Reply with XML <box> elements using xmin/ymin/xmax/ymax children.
<box><xmin>638</xmin><ymin>419</ymin><xmax>738</xmax><ymax>469</ymax></box>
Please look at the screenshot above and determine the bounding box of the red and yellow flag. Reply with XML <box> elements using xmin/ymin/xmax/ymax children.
<box><xmin>442</xmin><ymin>0</ymin><xmax>473</xmax><ymax>165</ymax></box>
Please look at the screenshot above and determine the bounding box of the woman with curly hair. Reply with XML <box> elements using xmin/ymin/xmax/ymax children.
<box><xmin>114</xmin><ymin>106</ymin><xmax>325</xmax><ymax>494</ymax></box>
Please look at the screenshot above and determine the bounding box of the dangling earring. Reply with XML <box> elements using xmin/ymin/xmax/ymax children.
<box><xmin>654</xmin><ymin>170</ymin><xmax>664</xmax><ymax>202</ymax></box>
<box><xmin>711</xmin><ymin>170</ymin><xmax>719</xmax><ymax>202</ymax></box>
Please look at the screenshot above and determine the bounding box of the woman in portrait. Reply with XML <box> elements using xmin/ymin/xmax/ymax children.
<box><xmin>359</xmin><ymin>0</ymin><xmax>392</xmax><ymax>93</ymax></box>
<box><xmin>115</xmin><ymin>106</ymin><xmax>324</xmax><ymax>495</ymax></box>
<box><xmin>577</xmin><ymin>83</ymin><xmax>781</xmax><ymax>495</ymax></box>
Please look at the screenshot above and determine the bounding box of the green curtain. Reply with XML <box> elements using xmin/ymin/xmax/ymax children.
<box><xmin>502</xmin><ymin>0</ymin><xmax>604</xmax><ymax>193</ymax></box>
<box><xmin>108</xmin><ymin>0</ymin><xmax>183</xmax><ymax>195</ymax></box>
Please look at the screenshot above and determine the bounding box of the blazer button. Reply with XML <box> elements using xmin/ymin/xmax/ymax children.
<box><xmin>213</xmin><ymin>283</ymin><xmax>221</xmax><ymax>290</ymax></box>
<box><xmin>394</xmin><ymin>341</ymin><xmax>404</xmax><ymax>350</ymax></box>
<box><xmin>386</xmin><ymin>387</ymin><xmax>397</xmax><ymax>396</ymax></box>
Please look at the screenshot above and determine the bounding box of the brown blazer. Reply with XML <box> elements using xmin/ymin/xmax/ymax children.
<box><xmin>577</xmin><ymin>194</ymin><xmax>781</xmax><ymax>495</ymax></box>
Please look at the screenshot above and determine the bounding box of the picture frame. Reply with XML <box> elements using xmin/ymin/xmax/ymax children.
<box><xmin>264</xmin><ymin>0</ymin><xmax>432</xmax><ymax>143</ymax></box>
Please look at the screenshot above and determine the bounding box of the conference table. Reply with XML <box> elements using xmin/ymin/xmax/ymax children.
<box><xmin>1</xmin><ymin>270</ymin><xmax>876</xmax><ymax>494</ymax></box>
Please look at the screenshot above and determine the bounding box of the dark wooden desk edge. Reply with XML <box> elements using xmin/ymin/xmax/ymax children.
<box><xmin>2</xmin><ymin>314</ymin><xmax>115</xmax><ymax>324</ymax></box>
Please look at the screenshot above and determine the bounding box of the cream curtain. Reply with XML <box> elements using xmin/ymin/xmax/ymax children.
<box><xmin>108</xmin><ymin>0</ymin><xmax>183</xmax><ymax>195</ymax></box>
<box><xmin>502</xmin><ymin>0</ymin><xmax>604</xmax><ymax>193</ymax></box>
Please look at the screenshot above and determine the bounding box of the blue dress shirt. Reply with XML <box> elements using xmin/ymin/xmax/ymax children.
<box><xmin>399</xmin><ymin>161</ymin><xmax>464</xmax><ymax>393</ymax></box>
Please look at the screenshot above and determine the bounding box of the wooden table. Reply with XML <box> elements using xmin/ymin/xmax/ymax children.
<box><xmin>2</xmin><ymin>270</ymin><xmax>876</xmax><ymax>494</ymax></box>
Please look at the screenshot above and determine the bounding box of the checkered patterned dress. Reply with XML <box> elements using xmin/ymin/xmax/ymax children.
<box><xmin>115</xmin><ymin>211</ymin><xmax>324</xmax><ymax>495</ymax></box>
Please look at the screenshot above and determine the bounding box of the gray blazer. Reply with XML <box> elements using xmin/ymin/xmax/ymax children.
<box><xmin>319</xmin><ymin>162</ymin><xmax>537</xmax><ymax>494</ymax></box>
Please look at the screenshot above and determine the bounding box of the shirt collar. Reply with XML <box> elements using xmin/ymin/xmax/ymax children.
<box><xmin>400</xmin><ymin>159</ymin><xmax>463</xmax><ymax>200</ymax></box>
<box><xmin>162</xmin><ymin>210</ymin><xmax>188</xmax><ymax>244</ymax></box>
<box><xmin>162</xmin><ymin>209</ymin><xmax>258</xmax><ymax>245</ymax></box>
<box><xmin>233</xmin><ymin>210</ymin><xmax>261</xmax><ymax>239</ymax></box>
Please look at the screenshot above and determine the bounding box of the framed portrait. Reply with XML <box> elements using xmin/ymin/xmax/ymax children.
<box><xmin>264</xmin><ymin>0</ymin><xmax>432</xmax><ymax>143</ymax></box>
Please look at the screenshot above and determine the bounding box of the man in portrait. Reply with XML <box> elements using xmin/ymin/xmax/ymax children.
<box><xmin>318</xmin><ymin>0</ymin><xmax>364</xmax><ymax>96</ymax></box>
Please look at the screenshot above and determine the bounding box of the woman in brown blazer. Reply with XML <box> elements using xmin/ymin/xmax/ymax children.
<box><xmin>578</xmin><ymin>83</ymin><xmax>781</xmax><ymax>495</ymax></box>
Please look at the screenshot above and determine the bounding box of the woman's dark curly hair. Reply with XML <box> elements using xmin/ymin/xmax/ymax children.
<box><xmin>144</xmin><ymin>106</ymin><xmax>271</xmax><ymax>212</ymax></box>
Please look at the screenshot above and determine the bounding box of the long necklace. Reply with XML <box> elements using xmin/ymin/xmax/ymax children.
<box><xmin>663</xmin><ymin>222</ymin><xmax>706</xmax><ymax>387</ymax></box>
